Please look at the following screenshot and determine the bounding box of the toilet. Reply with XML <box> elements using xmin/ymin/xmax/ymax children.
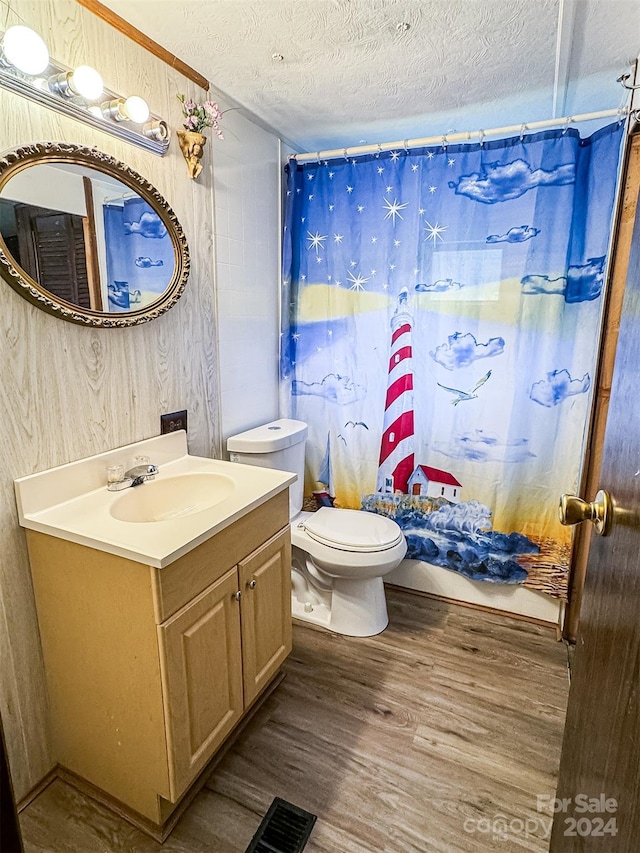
<box><xmin>227</xmin><ymin>419</ymin><xmax>407</xmax><ymax>637</ymax></box>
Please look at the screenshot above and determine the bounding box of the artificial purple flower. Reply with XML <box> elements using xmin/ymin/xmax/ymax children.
<box><xmin>204</xmin><ymin>101</ymin><xmax>222</xmax><ymax>120</ymax></box>
<box><xmin>178</xmin><ymin>92</ymin><xmax>225</xmax><ymax>136</ymax></box>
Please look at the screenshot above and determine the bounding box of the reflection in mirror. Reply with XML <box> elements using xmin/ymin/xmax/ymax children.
<box><xmin>0</xmin><ymin>162</ymin><xmax>175</xmax><ymax>314</ymax></box>
<box><xmin>0</xmin><ymin>143</ymin><xmax>189</xmax><ymax>327</ymax></box>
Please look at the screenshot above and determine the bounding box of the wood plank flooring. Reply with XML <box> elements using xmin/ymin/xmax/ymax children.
<box><xmin>19</xmin><ymin>589</ymin><xmax>569</xmax><ymax>852</ymax></box>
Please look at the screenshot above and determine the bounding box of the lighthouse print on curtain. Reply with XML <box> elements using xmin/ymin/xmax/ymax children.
<box><xmin>281</xmin><ymin>124</ymin><xmax>623</xmax><ymax>599</ymax></box>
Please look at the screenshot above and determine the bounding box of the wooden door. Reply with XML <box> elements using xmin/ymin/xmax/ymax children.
<box><xmin>158</xmin><ymin>567</ymin><xmax>243</xmax><ymax>800</ymax></box>
<box><xmin>238</xmin><ymin>528</ymin><xmax>292</xmax><ymax>706</ymax></box>
<box><xmin>550</xmin><ymin>139</ymin><xmax>640</xmax><ymax>850</ymax></box>
<box><xmin>15</xmin><ymin>204</ymin><xmax>91</xmax><ymax>307</ymax></box>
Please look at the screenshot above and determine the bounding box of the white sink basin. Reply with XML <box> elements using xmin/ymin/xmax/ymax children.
<box><xmin>110</xmin><ymin>473</ymin><xmax>235</xmax><ymax>523</ymax></box>
<box><xmin>14</xmin><ymin>431</ymin><xmax>296</xmax><ymax>567</ymax></box>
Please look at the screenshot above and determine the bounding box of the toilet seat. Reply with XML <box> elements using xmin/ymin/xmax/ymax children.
<box><xmin>301</xmin><ymin>507</ymin><xmax>403</xmax><ymax>553</ymax></box>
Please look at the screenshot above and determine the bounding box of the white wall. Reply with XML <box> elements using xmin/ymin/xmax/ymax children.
<box><xmin>1</xmin><ymin>164</ymin><xmax>87</xmax><ymax>216</ymax></box>
<box><xmin>387</xmin><ymin>560</ymin><xmax>563</xmax><ymax>625</ymax></box>
<box><xmin>211</xmin><ymin>115</ymin><xmax>282</xmax><ymax>447</ymax></box>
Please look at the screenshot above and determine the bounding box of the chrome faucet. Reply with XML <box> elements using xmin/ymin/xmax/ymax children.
<box><xmin>107</xmin><ymin>463</ymin><xmax>159</xmax><ymax>491</ymax></box>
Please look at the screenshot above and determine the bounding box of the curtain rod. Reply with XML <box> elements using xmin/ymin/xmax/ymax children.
<box><xmin>293</xmin><ymin>108</ymin><xmax>629</xmax><ymax>164</ymax></box>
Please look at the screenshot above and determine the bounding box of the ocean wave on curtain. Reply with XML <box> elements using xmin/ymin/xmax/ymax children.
<box><xmin>280</xmin><ymin>123</ymin><xmax>624</xmax><ymax>599</ymax></box>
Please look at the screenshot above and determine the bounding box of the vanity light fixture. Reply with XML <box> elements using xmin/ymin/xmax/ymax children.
<box><xmin>0</xmin><ymin>27</ymin><xmax>169</xmax><ymax>155</ymax></box>
<box><xmin>0</xmin><ymin>25</ymin><xmax>49</xmax><ymax>75</ymax></box>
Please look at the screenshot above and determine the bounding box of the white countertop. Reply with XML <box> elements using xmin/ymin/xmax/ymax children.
<box><xmin>14</xmin><ymin>432</ymin><xmax>295</xmax><ymax>568</ymax></box>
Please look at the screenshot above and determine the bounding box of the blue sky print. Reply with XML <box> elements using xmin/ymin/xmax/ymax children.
<box><xmin>282</xmin><ymin>123</ymin><xmax>623</xmax><ymax>598</ymax></box>
<box><xmin>292</xmin><ymin>373</ymin><xmax>366</xmax><ymax>404</ymax></box>
<box><xmin>135</xmin><ymin>257</ymin><xmax>164</xmax><ymax>268</ymax></box>
<box><xmin>448</xmin><ymin>157</ymin><xmax>576</xmax><ymax>203</ymax></box>
<box><xmin>530</xmin><ymin>369</ymin><xmax>591</xmax><ymax>407</ymax></box>
<box><xmin>416</xmin><ymin>278</ymin><xmax>462</xmax><ymax>292</ymax></box>
<box><xmin>522</xmin><ymin>257</ymin><xmax>606</xmax><ymax>302</ymax></box>
<box><xmin>487</xmin><ymin>225</ymin><xmax>540</xmax><ymax>243</ymax></box>
<box><xmin>434</xmin><ymin>429</ymin><xmax>536</xmax><ymax>463</ymax></box>
<box><xmin>430</xmin><ymin>332</ymin><xmax>505</xmax><ymax>370</ymax></box>
<box><xmin>104</xmin><ymin>198</ymin><xmax>173</xmax><ymax>309</ymax></box>
<box><xmin>123</xmin><ymin>210</ymin><xmax>167</xmax><ymax>239</ymax></box>
<box><xmin>565</xmin><ymin>257</ymin><xmax>606</xmax><ymax>302</ymax></box>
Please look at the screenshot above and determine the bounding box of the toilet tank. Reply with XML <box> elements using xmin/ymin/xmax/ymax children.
<box><xmin>227</xmin><ymin>419</ymin><xmax>308</xmax><ymax>519</ymax></box>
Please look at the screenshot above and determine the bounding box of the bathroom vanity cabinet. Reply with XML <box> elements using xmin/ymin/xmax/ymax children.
<box><xmin>25</xmin><ymin>490</ymin><xmax>291</xmax><ymax>840</ymax></box>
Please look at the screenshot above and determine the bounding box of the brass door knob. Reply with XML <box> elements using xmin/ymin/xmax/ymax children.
<box><xmin>558</xmin><ymin>490</ymin><xmax>612</xmax><ymax>536</ymax></box>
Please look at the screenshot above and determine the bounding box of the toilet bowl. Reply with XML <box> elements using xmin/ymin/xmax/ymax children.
<box><xmin>227</xmin><ymin>419</ymin><xmax>407</xmax><ymax>637</ymax></box>
<box><xmin>291</xmin><ymin>508</ymin><xmax>406</xmax><ymax>636</ymax></box>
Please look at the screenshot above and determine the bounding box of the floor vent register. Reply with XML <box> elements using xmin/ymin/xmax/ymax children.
<box><xmin>244</xmin><ymin>797</ymin><xmax>317</xmax><ymax>852</ymax></box>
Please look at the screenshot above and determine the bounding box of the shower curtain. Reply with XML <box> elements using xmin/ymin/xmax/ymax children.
<box><xmin>281</xmin><ymin>124</ymin><xmax>623</xmax><ymax>599</ymax></box>
<box><xmin>103</xmin><ymin>197</ymin><xmax>173</xmax><ymax>311</ymax></box>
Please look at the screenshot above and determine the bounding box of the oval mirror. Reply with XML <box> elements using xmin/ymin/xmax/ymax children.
<box><xmin>0</xmin><ymin>143</ymin><xmax>190</xmax><ymax>327</ymax></box>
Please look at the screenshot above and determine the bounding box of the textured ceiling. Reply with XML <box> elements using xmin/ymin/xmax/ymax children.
<box><xmin>103</xmin><ymin>0</ymin><xmax>639</xmax><ymax>151</ymax></box>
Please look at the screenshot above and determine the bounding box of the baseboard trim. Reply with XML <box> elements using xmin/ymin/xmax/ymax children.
<box><xmin>16</xmin><ymin>766</ymin><xmax>59</xmax><ymax>813</ymax></box>
<box><xmin>58</xmin><ymin>766</ymin><xmax>168</xmax><ymax>842</ymax></box>
<box><xmin>385</xmin><ymin>582</ymin><xmax>558</xmax><ymax>631</ymax></box>
<box><xmin>20</xmin><ymin>671</ymin><xmax>286</xmax><ymax>842</ymax></box>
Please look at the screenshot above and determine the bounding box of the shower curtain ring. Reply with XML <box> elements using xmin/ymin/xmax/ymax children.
<box><xmin>617</xmin><ymin>107</ymin><xmax>626</xmax><ymax>125</ymax></box>
<box><xmin>403</xmin><ymin>139</ymin><xmax>409</xmax><ymax>154</ymax></box>
<box><xmin>442</xmin><ymin>134</ymin><xmax>447</xmax><ymax>152</ymax></box>
<box><xmin>343</xmin><ymin>148</ymin><xmax>349</xmax><ymax>162</ymax></box>
<box><xmin>519</xmin><ymin>123</ymin><xmax>527</xmax><ymax>141</ymax></box>
<box><xmin>478</xmin><ymin>129</ymin><xmax>485</xmax><ymax>147</ymax></box>
<box><xmin>375</xmin><ymin>144</ymin><xmax>382</xmax><ymax>158</ymax></box>
<box><xmin>562</xmin><ymin>117</ymin><xmax>572</xmax><ymax>135</ymax></box>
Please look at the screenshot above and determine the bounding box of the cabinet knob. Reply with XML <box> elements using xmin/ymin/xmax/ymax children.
<box><xmin>233</xmin><ymin>590</ymin><xmax>242</xmax><ymax>601</ymax></box>
<box><xmin>248</xmin><ymin>579</ymin><xmax>257</xmax><ymax>590</ymax></box>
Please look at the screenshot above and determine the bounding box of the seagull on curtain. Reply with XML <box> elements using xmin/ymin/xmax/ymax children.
<box><xmin>437</xmin><ymin>370</ymin><xmax>492</xmax><ymax>405</ymax></box>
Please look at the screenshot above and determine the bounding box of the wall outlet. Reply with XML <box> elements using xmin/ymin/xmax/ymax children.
<box><xmin>160</xmin><ymin>410</ymin><xmax>188</xmax><ymax>435</ymax></box>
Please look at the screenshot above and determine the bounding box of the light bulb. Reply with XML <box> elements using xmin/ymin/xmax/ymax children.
<box><xmin>70</xmin><ymin>65</ymin><xmax>103</xmax><ymax>100</ymax></box>
<box><xmin>124</xmin><ymin>95</ymin><xmax>150</xmax><ymax>123</ymax></box>
<box><xmin>2</xmin><ymin>25</ymin><xmax>49</xmax><ymax>75</ymax></box>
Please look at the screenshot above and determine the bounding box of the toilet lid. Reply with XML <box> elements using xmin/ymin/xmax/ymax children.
<box><xmin>302</xmin><ymin>508</ymin><xmax>403</xmax><ymax>552</ymax></box>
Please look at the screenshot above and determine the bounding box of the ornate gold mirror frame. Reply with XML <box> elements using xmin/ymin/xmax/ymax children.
<box><xmin>0</xmin><ymin>142</ymin><xmax>190</xmax><ymax>327</ymax></box>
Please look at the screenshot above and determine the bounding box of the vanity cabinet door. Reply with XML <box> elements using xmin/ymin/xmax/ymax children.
<box><xmin>158</xmin><ymin>566</ymin><xmax>243</xmax><ymax>800</ymax></box>
<box><xmin>239</xmin><ymin>528</ymin><xmax>292</xmax><ymax>706</ymax></box>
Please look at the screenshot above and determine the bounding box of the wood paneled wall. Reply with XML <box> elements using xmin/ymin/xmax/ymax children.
<box><xmin>0</xmin><ymin>0</ymin><xmax>220</xmax><ymax>799</ymax></box>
